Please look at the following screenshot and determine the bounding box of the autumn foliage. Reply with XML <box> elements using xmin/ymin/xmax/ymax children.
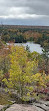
<box><xmin>2</xmin><ymin>45</ymin><xmax>49</xmax><ymax>101</ymax></box>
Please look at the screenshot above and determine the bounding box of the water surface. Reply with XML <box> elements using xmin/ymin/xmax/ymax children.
<box><xmin>7</xmin><ymin>42</ymin><xmax>43</xmax><ymax>53</ymax></box>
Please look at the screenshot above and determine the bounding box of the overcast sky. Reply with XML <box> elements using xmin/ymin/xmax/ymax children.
<box><xmin>0</xmin><ymin>0</ymin><xmax>49</xmax><ymax>25</ymax></box>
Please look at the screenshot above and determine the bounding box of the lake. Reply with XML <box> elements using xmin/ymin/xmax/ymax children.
<box><xmin>7</xmin><ymin>42</ymin><xmax>43</xmax><ymax>54</ymax></box>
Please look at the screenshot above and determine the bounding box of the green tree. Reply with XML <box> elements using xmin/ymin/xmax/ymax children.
<box><xmin>42</xmin><ymin>42</ymin><xmax>49</xmax><ymax>74</ymax></box>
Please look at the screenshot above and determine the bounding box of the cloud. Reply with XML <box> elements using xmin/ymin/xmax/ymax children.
<box><xmin>0</xmin><ymin>0</ymin><xmax>49</xmax><ymax>25</ymax></box>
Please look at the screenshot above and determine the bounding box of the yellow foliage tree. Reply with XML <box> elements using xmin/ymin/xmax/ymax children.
<box><xmin>3</xmin><ymin>45</ymin><xmax>49</xmax><ymax>101</ymax></box>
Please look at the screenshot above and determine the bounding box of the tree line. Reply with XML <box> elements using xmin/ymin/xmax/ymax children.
<box><xmin>0</xmin><ymin>26</ymin><xmax>49</xmax><ymax>47</ymax></box>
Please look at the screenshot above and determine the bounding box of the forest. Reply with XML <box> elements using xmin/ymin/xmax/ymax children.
<box><xmin>0</xmin><ymin>25</ymin><xmax>49</xmax><ymax>47</ymax></box>
<box><xmin>0</xmin><ymin>25</ymin><xmax>49</xmax><ymax>105</ymax></box>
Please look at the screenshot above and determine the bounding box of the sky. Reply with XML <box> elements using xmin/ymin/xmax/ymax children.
<box><xmin>0</xmin><ymin>0</ymin><xmax>49</xmax><ymax>26</ymax></box>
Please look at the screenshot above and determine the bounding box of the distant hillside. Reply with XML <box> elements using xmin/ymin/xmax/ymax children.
<box><xmin>0</xmin><ymin>25</ymin><xmax>49</xmax><ymax>30</ymax></box>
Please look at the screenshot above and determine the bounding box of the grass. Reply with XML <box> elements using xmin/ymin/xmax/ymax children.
<box><xmin>0</xmin><ymin>93</ymin><xmax>13</xmax><ymax>105</ymax></box>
